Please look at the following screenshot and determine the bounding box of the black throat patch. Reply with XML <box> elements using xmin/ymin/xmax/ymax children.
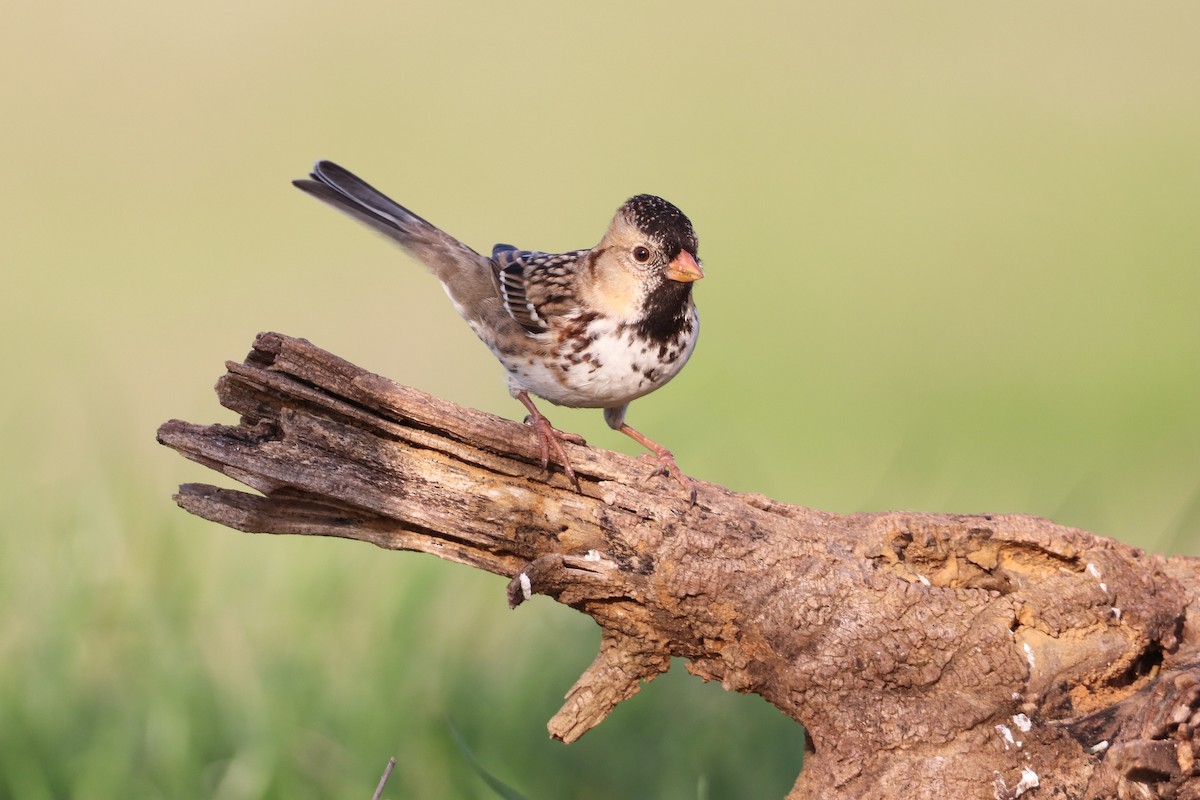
<box><xmin>636</xmin><ymin>279</ymin><xmax>694</xmax><ymax>343</ymax></box>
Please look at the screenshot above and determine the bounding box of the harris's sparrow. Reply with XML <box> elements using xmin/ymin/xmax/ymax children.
<box><xmin>293</xmin><ymin>161</ymin><xmax>703</xmax><ymax>501</ymax></box>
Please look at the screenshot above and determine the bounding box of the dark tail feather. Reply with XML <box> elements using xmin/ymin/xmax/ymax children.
<box><xmin>293</xmin><ymin>161</ymin><xmax>438</xmax><ymax>248</ymax></box>
<box><xmin>293</xmin><ymin>160</ymin><xmax>501</xmax><ymax>321</ymax></box>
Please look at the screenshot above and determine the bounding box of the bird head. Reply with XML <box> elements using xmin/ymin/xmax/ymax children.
<box><xmin>583</xmin><ymin>194</ymin><xmax>703</xmax><ymax>325</ymax></box>
<box><xmin>606</xmin><ymin>194</ymin><xmax>703</xmax><ymax>284</ymax></box>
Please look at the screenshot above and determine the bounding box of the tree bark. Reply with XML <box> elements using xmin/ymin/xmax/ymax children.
<box><xmin>157</xmin><ymin>332</ymin><xmax>1200</xmax><ymax>799</ymax></box>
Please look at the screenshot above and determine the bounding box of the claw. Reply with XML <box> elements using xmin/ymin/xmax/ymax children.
<box><xmin>648</xmin><ymin>452</ymin><xmax>698</xmax><ymax>507</ymax></box>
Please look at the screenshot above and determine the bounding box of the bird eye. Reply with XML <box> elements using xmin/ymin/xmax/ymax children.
<box><xmin>632</xmin><ymin>246</ymin><xmax>651</xmax><ymax>263</ymax></box>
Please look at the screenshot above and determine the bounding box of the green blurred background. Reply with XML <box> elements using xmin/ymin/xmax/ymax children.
<box><xmin>3</xmin><ymin>1</ymin><xmax>1199</xmax><ymax>798</ymax></box>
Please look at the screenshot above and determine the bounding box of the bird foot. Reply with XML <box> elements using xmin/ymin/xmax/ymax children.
<box><xmin>636</xmin><ymin>451</ymin><xmax>698</xmax><ymax>507</ymax></box>
<box><xmin>618</xmin><ymin>422</ymin><xmax>697</xmax><ymax>506</ymax></box>
<box><xmin>521</xmin><ymin>414</ymin><xmax>585</xmax><ymax>491</ymax></box>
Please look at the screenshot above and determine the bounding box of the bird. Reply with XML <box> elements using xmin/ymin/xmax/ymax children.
<box><xmin>293</xmin><ymin>161</ymin><xmax>704</xmax><ymax>501</ymax></box>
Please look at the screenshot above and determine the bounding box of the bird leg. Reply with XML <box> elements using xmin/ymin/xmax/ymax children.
<box><xmin>513</xmin><ymin>390</ymin><xmax>585</xmax><ymax>491</ymax></box>
<box><xmin>614</xmin><ymin>423</ymin><xmax>697</xmax><ymax>506</ymax></box>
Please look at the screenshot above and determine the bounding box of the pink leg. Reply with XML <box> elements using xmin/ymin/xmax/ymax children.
<box><xmin>616</xmin><ymin>422</ymin><xmax>697</xmax><ymax>506</ymax></box>
<box><xmin>514</xmin><ymin>390</ymin><xmax>585</xmax><ymax>491</ymax></box>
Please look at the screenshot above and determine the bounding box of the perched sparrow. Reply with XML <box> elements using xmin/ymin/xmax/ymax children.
<box><xmin>293</xmin><ymin>161</ymin><xmax>703</xmax><ymax>501</ymax></box>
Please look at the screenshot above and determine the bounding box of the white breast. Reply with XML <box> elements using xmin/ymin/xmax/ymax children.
<box><xmin>497</xmin><ymin>310</ymin><xmax>699</xmax><ymax>409</ymax></box>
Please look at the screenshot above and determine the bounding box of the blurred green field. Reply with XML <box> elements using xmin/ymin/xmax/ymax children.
<box><xmin>3</xmin><ymin>1</ymin><xmax>1199</xmax><ymax>798</ymax></box>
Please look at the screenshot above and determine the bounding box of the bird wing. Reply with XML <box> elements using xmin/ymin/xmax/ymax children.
<box><xmin>491</xmin><ymin>245</ymin><xmax>585</xmax><ymax>335</ymax></box>
<box><xmin>294</xmin><ymin>161</ymin><xmax>510</xmax><ymax>333</ymax></box>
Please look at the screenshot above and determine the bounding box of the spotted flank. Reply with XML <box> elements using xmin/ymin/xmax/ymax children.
<box><xmin>492</xmin><ymin>305</ymin><xmax>699</xmax><ymax>409</ymax></box>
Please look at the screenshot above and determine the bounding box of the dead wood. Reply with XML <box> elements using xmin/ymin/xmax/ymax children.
<box><xmin>158</xmin><ymin>332</ymin><xmax>1200</xmax><ymax>799</ymax></box>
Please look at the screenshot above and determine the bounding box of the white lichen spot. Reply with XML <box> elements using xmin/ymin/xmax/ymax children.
<box><xmin>1023</xmin><ymin>642</ymin><xmax>1036</xmax><ymax>671</ymax></box>
<box><xmin>1013</xmin><ymin>713</ymin><xmax>1032</xmax><ymax>733</ymax></box>
<box><xmin>1012</xmin><ymin>768</ymin><xmax>1039</xmax><ymax>796</ymax></box>
<box><xmin>995</xmin><ymin>724</ymin><xmax>1015</xmax><ymax>750</ymax></box>
<box><xmin>518</xmin><ymin>571</ymin><xmax>532</xmax><ymax>601</ymax></box>
<box><xmin>584</xmin><ymin>549</ymin><xmax>602</xmax><ymax>562</ymax></box>
<box><xmin>1086</xmin><ymin>740</ymin><xmax>1109</xmax><ymax>755</ymax></box>
<box><xmin>1084</xmin><ymin>564</ymin><xmax>1111</xmax><ymax>594</ymax></box>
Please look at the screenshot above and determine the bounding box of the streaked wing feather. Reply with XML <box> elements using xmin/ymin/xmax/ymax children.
<box><xmin>491</xmin><ymin>246</ymin><xmax>584</xmax><ymax>334</ymax></box>
<box><xmin>498</xmin><ymin>264</ymin><xmax>548</xmax><ymax>333</ymax></box>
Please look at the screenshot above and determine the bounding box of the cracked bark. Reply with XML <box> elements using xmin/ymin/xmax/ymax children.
<box><xmin>158</xmin><ymin>332</ymin><xmax>1200</xmax><ymax>799</ymax></box>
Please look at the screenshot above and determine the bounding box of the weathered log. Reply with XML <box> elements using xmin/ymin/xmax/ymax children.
<box><xmin>158</xmin><ymin>332</ymin><xmax>1200</xmax><ymax>799</ymax></box>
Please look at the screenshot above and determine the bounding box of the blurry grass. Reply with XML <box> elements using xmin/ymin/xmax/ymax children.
<box><xmin>448</xmin><ymin>720</ymin><xmax>528</xmax><ymax>800</ymax></box>
<box><xmin>3</xmin><ymin>1</ymin><xmax>1200</xmax><ymax>798</ymax></box>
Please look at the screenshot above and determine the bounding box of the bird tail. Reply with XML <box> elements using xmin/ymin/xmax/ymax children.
<box><xmin>293</xmin><ymin>161</ymin><xmax>492</xmax><ymax>288</ymax></box>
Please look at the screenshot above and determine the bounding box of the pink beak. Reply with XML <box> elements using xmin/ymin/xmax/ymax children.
<box><xmin>665</xmin><ymin>250</ymin><xmax>704</xmax><ymax>283</ymax></box>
